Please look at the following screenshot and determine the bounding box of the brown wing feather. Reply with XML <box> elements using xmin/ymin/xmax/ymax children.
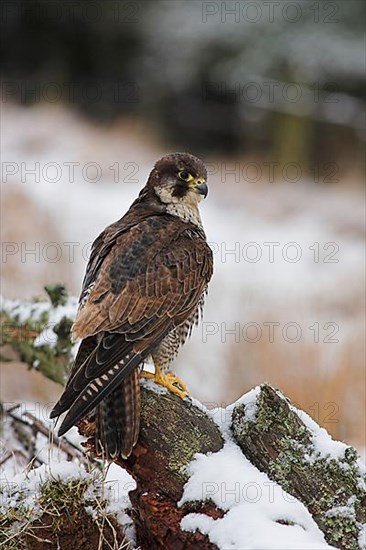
<box><xmin>72</xmin><ymin>217</ymin><xmax>212</xmax><ymax>342</ymax></box>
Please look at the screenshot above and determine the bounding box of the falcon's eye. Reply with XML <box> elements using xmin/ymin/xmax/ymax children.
<box><xmin>178</xmin><ymin>170</ymin><xmax>193</xmax><ymax>182</ymax></box>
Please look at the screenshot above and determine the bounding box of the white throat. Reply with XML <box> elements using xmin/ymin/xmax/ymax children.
<box><xmin>155</xmin><ymin>186</ymin><xmax>203</xmax><ymax>229</ymax></box>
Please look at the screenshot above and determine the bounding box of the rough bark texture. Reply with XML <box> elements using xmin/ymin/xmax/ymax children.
<box><xmin>80</xmin><ymin>385</ymin><xmax>224</xmax><ymax>549</ymax></box>
<box><xmin>231</xmin><ymin>384</ymin><xmax>366</xmax><ymax>550</ymax></box>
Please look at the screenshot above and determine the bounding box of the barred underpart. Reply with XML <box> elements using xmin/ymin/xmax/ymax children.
<box><xmin>152</xmin><ymin>296</ymin><xmax>205</xmax><ymax>371</ymax></box>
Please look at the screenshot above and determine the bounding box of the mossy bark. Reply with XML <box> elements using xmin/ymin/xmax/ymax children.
<box><xmin>231</xmin><ymin>384</ymin><xmax>366</xmax><ymax>550</ymax></box>
<box><xmin>80</xmin><ymin>386</ymin><xmax>224</xmax><ymax>549</ymax></box>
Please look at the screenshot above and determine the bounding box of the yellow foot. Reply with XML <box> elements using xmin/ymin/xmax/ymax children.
<box><xmin>155</xmin><ymin>370</ymin><xmax>189</xmax><ymax>399</ymax></box>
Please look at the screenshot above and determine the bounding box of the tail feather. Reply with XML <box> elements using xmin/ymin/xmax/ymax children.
<box><xmin>95</xmin><ymin>370</ymin><xmax>141</xmax><ymax>459</ymax></box>
<box><xmin>56</xmin><ymin>348</ymin><xmax>148</xmax><ymax>437</ymax></box>
<box><xmin>50</xmin><ymin>336</ymin><xmax>98</xmax><ymax>418</ymax></box>
<box><xmin>50</xmin><ymin>333</ymin><xmax>139</xmax><ymax>420</ymax></box>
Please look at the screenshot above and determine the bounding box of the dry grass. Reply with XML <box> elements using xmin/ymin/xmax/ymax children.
<box><xmin>0</xmin><ymin>470</ymin><xmax>130</xmax><ymax>550</ymax></box>
<box><xmin>1</xmin><ymin>186</ymin><xmax>76</xmax><ymax>300</ymax></box>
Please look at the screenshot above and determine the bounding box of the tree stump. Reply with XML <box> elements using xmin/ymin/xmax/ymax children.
<box><xmin>80</xmin><ymin>384</ymin><xmax>224</xmax><ymax>549</ymax></box>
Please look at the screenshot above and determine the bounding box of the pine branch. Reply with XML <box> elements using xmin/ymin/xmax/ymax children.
<box><xmin>1</xmin><ymin>284</ymin><xmax>76</xmax><ymax>385</ymax></box>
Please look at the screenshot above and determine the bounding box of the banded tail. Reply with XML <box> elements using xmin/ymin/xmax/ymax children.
<box><xmin>95</xmin><ymin>370</ymin><xmax>141</xmax><ymax>459</ymax></box>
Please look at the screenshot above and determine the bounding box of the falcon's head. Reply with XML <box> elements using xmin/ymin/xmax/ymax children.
<box><xmin>148</xmin><ymin>152</ymin><xmax>208</xmax><ymax>207</ymax></box>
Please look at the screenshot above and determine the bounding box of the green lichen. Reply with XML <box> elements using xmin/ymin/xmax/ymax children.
<box><xmin>168</xmin><ymin>438</ymin><xmax>197</xmax><ymax>481</ymax></box>
<box><xmin>231</xmin><ymin>383</ymin><xmax>366</xmax><ymax>549</ymax></box>
<box><xmin>321</xmin><ymin>514</ymin><xmax>359</xmax><ymax>550</ymax></box>
<box><xmin>140</xmin><ymin>386</ymin><xmax>223</xmax><ymax>483</ymax></box>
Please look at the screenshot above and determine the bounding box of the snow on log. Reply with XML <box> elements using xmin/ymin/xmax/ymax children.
<box><xmin>1</xmin><ymin>288</ymin><xmax>365</xmax><ymax>549</ymax></box>
<box><xmin>79</xmin><ymin>382</ymin><xmax>365</xmax><ymax>550</ymax></box>
<box><xmin>231</xmin><ymin>384</ymin><xmax>366</xmax><ymax>550</ymax></box>
<box><xmin>79</xmin><ymin>381</ymin><xmax>225</xmax><ymax>549</ymax></box>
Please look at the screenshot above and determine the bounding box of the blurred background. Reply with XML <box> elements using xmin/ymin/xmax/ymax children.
<box><xmin>1</xmin><ymin>1</ymin><xmax>365</xmax><ymax>452</ymax></box>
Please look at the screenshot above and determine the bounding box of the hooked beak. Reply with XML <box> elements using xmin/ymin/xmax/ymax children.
<box><xmin>192</xmin><ymin>178</ymin><xmax>208</xmax><ymax>198</ymax></box>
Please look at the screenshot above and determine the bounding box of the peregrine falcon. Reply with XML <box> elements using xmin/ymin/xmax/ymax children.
<box><xmin>50</xmin><ymin>153</ymin><xmax>213</xmax><ymax>459</ymax></box>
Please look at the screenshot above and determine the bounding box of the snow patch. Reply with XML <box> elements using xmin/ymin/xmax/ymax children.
<box><xmin>139</xmin><ymin>376</ymin><xmax>168</xmax><ymax>395</ymax></box>
<box><xmin>0</xmin><ymin>460</ymin><xmax>90</xmax><ymax>521</ymax></box>
<box><xmin>358</xmin><ymin>524</ymin><xmax>366</xmax><ymax>550</ymax></box>
<box><xmin>206</xmin><ymin>386</ymin><xmax>261</xmax><ymax>436</ymax></box>
<box><xmin>0</xmin><ymin>404</ymin><xmax>136</xmax><ymax>540</ymax></box>
<box><xmin>179</xmin><ymin>442</ymin><xmax>334</xmax><ymax>549</ymax></box>
<box><xmin>105</xmin><ymin>463</ymin><xmax>136</xmax><ymax>542</ymax></box>
<box><xmin>287</xmin><ymin>395</ymin><xmax>366</xmax><ymax>480</ymax></box>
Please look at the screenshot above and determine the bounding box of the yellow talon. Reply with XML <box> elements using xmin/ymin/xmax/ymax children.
<box><xmin>140</xmin><ymin>366</ymin><xmax>189</xmax><ymax>398</ymax></box>
<box><xmin>155</xmin><ymin>370</ymin><xmax>189</xmax><ymax>399</ymax></box>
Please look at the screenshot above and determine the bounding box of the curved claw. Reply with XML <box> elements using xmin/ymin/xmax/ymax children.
<box><xmin>155</xmin><ymin>370</ymin><xmax>189</xmax><ymax>399</ymax></box>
